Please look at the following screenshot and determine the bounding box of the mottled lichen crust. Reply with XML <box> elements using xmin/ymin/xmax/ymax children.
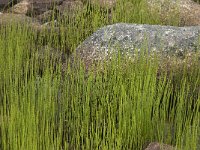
<box><xmin>75</xmin><ymin>23</ymin><xmax>200</xmax><ymax>67</ymax></box>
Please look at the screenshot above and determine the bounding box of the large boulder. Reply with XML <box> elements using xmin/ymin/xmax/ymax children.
<box><xmin>147</xmin><ymin>0</ymin><xmax>200</xmax><ymax>26</ymax></box>
<box><xmin>74</xmin><ymin>23</ymin><xmax>200</xmax><ymax>69</ymax></box>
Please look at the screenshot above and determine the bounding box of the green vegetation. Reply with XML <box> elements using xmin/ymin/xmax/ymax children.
<box><xmin>0</xmin><ymin>0</ymin><xmax>199</xmax><ymax>149</ymax></box>
<box><xmin>193</xmin><ymin>0</ymin><xmax>200</xmax><ymax>4</ymax></box>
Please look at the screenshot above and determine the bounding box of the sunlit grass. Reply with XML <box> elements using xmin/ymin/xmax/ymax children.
<box><xmin>0</xmin><ymin>0</ymin><xmax>199</xmax><ymax>149</ymax></box>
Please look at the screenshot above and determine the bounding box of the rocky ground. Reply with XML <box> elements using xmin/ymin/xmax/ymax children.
<box><xmin>0</xmin><ymin>0</ymin><xmax>200</xmax><ymax>26</ymax></box>
<box><xmin>147</xmin><ymin>0</ymin><xmax>200</xmax><ymax>26</ymax></box>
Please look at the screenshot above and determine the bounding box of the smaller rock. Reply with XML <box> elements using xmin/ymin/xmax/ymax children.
<box><xmin>36</xmin><ymin>10</ymin><xmax>54</xmax><ymax>23</ymax></box>
<box><xmin>90</xmin><ymin>0</ymin><xmax>116</xmax><ymax>9</ymax></box>
<box><xmin>0</xmin><ymin>0</ymin><xmax>10</xmax><ymax>5</ymax></box>
<box><xmin>0</xmin><ymin>0</ymin><xmax>24</xmax><ymax>11</ymax></box>
<box><xmin>37</xmin><ymin>45</ymin><xmax>66</xmax><ymax>63</ymax></box>
<box><xmin>36</xmin><ymin>0</ymin><xmax>83</xmax><ymax>24</ymax></box>
<box><xmin>5</xmin><ymin>0</ymin><xmax>31</xmax><ymax>14</ymax></box>
<box><xmin>147</xmin><ymin>0</ymin><xmax>200</xmax><ymax>26</ymax></box>
<box><xmin>56</xmin><ymin>0</ymin><xmax>83</xmax><ymax>17</ymax></box>
<box><xmin>145</xmin><ymin>142</ymin><xmax>175</xmax><ymax>150</ymax></box>
<box><xmin>28</xmin><ymin>0</ymin><xmax>63</xmax><ymax>16</ymax></box>
<box><xmin>179</xmin><ymin>0</ymin><xmax>200</xmax><ymax>26</ymax></box>
<box><xmin>0</xmin><ymin>0</ymin><xmax>10</xmax><ymax>10</ymax></box>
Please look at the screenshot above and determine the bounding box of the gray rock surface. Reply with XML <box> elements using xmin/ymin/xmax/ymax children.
<box><xmin>145</xmin><ymin>142</ymin><xmax>175</xmax><ymax>150</ymax></box>
<box><xmin>75</xmin><ymin>23</ymin><xmax>200</xmax><ymax>67</ymax></box>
